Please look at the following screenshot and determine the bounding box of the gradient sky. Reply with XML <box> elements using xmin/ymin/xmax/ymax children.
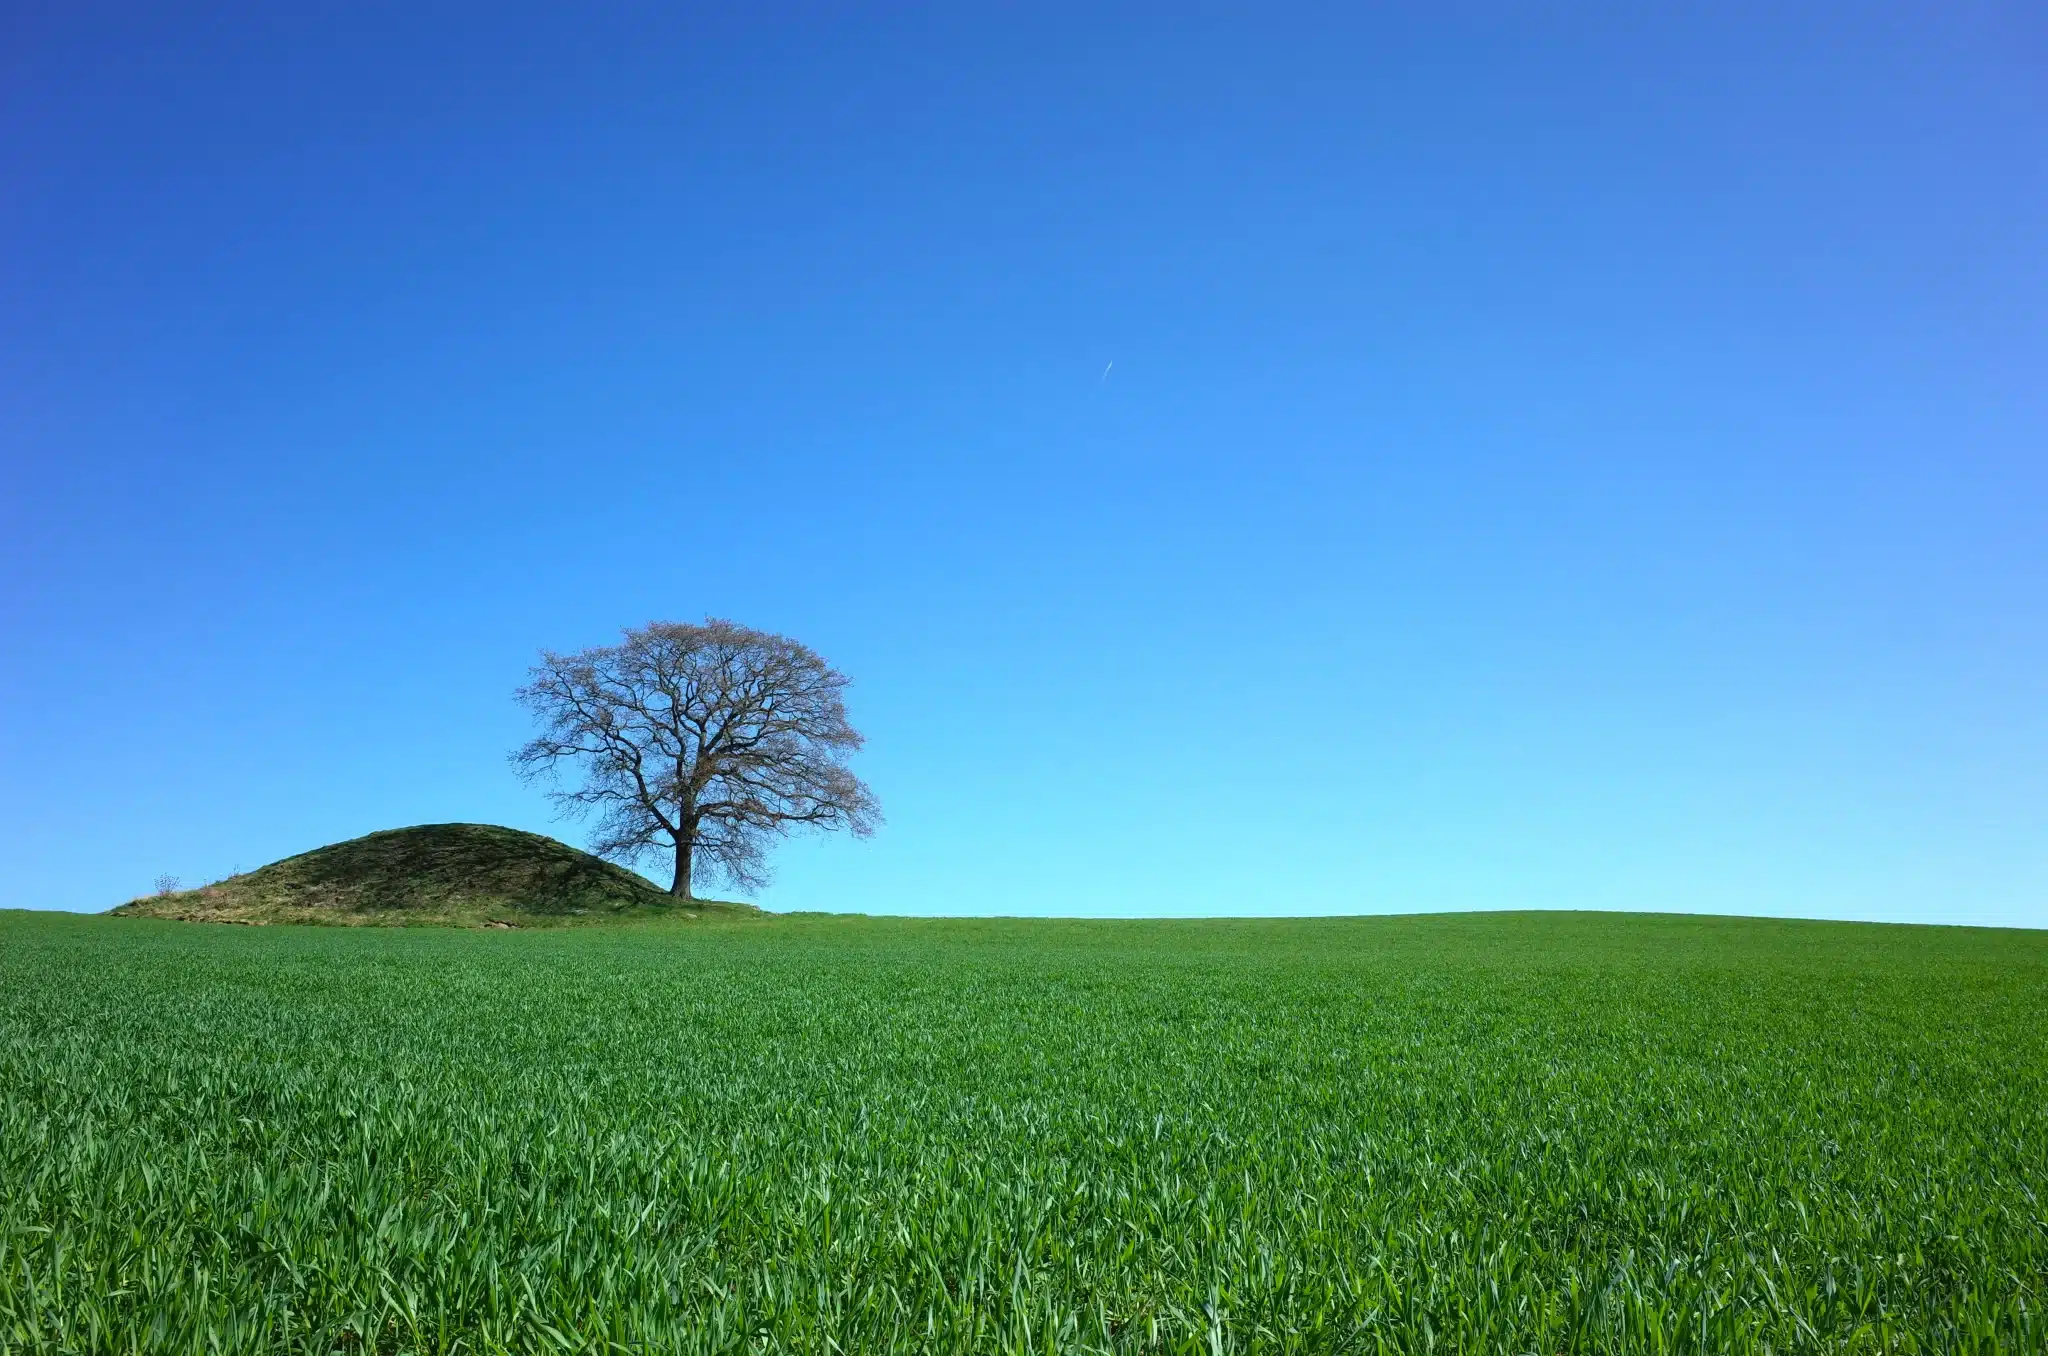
<box><xmin>3</xmin><ymin>3</ymin><xmax>2044</xmax><ymax>924</ymax></box>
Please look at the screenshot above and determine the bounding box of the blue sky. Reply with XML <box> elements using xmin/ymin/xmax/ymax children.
<box><xmin>3</xmin><ymin>3</ymin><xmax>2043</xmax><ymax>925</ymax></box>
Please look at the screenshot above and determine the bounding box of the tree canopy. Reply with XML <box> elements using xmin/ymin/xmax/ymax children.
<box><xmin>513</xmin><ymin>619</ymin><xmax>880</xmax><ymax>898</ymax></box>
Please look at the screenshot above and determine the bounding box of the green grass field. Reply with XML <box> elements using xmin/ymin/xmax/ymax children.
<box><xmin>2</xmin><ymin>908</ymin><xmax>2043</xmax><ymax>1353</ymax></box>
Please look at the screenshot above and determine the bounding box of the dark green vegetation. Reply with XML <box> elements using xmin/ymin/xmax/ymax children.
<box><xmin>2</xmin><ymin>910</ymin><xmax>2043</xmax><ymax>1353</ymax></box>
<box><xmin>111</xmin><ymin>824</ymin><xmax>752</xmax><ymax>927</ymax></box>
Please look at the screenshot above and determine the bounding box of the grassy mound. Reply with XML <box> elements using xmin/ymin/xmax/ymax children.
<box><xmin>111</xmin><ymin>823</ymin><xmax>752</xmax><ymax>926</ymax></box>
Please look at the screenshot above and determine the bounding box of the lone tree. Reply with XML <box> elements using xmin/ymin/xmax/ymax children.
<box><xmin>512</xmin><ymin>619</ymin><xmax>880</xmax><ymax>899</ymax></box>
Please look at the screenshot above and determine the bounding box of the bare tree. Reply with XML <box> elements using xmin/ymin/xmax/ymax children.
<box><xmin>512</xmin><ymin>619</ymin><xmax>880</xmax><ymax>899</ymax></box>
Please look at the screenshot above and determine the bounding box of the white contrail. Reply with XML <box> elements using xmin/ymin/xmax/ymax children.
<box><xmin>1102</xmin><ymin>361</ymin><xmax>1113</xmax><ymax>382</ymax></box>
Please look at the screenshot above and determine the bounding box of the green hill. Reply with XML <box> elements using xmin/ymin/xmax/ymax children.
<box><xmin>112</xmin><ymin>823</ymin><xmax>754</xmax><ymax>927</ymax></box>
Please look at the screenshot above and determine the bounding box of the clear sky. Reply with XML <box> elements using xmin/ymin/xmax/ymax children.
<box><xmin>3</xmin><ymin>3</ymin><xmax>2043</xmax><ymax>925</ymax></box>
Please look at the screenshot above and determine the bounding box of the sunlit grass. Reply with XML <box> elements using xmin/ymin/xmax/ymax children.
<box><xmin>2</xmin><ymin>908</ymin><xmax>2042</xmax><ymax>1353</ymax></box>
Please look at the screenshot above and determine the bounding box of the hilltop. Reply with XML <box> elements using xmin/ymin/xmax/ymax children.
<box><xmin>111</xmin><ymin>823</ymin><xmax>755</xmax><ymax>927</ymax></box>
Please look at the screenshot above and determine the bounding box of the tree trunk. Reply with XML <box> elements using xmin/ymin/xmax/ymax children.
<box><xmin>670</xmin><ymin>831</ymin><xmax>694</xmax><ymax>900</ymax></box>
